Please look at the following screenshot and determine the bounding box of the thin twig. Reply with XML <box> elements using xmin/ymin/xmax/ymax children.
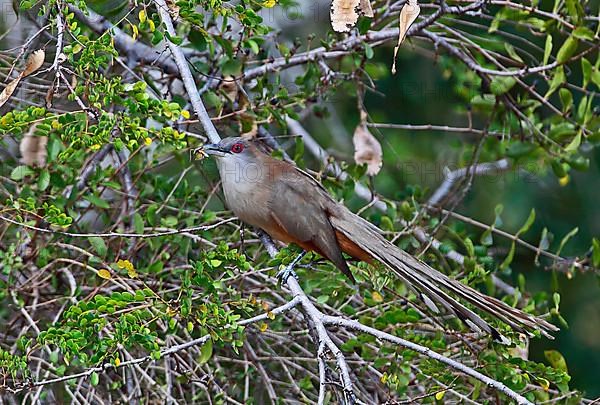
<box><xmin>0</xmin><ymin>215</ymin><xmax>236</xmax><ymax>238</ymax></box>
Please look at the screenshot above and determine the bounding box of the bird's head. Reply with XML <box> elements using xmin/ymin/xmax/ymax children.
<box><xmin>193</xmin><ymin>137</ymin><xmax>258</xmax><ymax>163</ymax></box>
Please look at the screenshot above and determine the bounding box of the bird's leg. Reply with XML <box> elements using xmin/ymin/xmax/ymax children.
<box><xmin>276</xmin><ymin>251</ymin><xmax>307</xmax><ymax>284</ymax></box>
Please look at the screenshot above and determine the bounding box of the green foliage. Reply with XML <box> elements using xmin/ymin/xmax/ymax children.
<box><xmin>0</xmin><ymin>349</ymin><xmax>29</xmax><ymax>381</ymax></box>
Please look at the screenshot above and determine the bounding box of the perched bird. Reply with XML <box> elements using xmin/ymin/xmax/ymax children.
<box><xmin>196</xmin><ymin>136</ymin><xmax>557</xmax><ymax>341</ymax></box>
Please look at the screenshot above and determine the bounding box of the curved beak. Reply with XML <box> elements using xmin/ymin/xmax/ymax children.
<box><xmin>192</xmin><ymin>143</ymin><xmax>230</xmax><ymax>160</ymax></box>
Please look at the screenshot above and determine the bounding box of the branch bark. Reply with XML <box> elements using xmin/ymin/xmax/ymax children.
<box><xmin>154</xmin><ymin>0</ymin><xmax>221</xmax><ymax>143</ymax></box>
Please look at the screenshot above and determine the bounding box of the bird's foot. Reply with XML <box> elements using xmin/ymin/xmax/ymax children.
<box><xmin>276</xmin><ymin>266</ymin><xmax>299</xmax><ymax>284</ymax></box>
<box><xmin>276</xmin><ymin>252</ymin><xmax>306</xmax><ymax>285</ymax></box>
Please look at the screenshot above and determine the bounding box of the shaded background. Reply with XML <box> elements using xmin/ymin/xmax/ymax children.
<box><xmin>1</xmin><ymin>0</ymin><xmax>598</xmax><ymax>398</ymax></box>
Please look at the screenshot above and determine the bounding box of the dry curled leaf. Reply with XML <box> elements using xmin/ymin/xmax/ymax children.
<box><xmin>353</xmin><ymin>120</ymin><xmax>382</xmax><ymax>176</ymax></box>
<box><xmin>330</xmin><ymin>0</ymin><xmax>360</xmax><ymax>32</ymax></box>
<box><xmin>22</xmin><ymin>49</ymin><xmax>46</xmax><ymax>75</ymax></box>
<box><xmin>391</xmin><ymin>0</ymin><xmax>420</xmax><ymax>74</ymax></box>
<box><xmin>330</xmin><ymin>0</ymin><xmax>373</xmax><ymax>32</ymax></box>
<box><xmin>360</xmin><ymin>0</ymin><xmax>374</xmax><ymax>17</ymax></box>
<box><xmin>166</xmin><ymin>0</ymin><xmax>180</xmax><ymax>18</ymax></box>
<box><xmin>219</xmin><ymin>76</ymin><xmax>238</xmax><ymax>103</ymax></box>
<box><xmin>20</xmin><ymin>123</ymin><xmax>48</xmax><ymax>167</ymax></box>
<box><xmin>0</xmin><ymin>49</ymin><xmax>45</xmax><ymax>109</ymax></box>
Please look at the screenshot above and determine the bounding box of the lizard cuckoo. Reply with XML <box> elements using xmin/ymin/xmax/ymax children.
<box><xmin>195</xmin><ymin>136</ymin><xmax>558</xmax><ymax>341</ymax></box>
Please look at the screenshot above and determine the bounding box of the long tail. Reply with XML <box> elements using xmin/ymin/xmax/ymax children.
<box><xmin>330</xmin><ymin>210</ymin><xmax>558</xmax><ymax>340</ymax></box>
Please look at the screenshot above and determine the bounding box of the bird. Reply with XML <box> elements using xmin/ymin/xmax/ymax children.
<box><xmin>195</xmin><ymin>136</ymin><xmax>558</xmax><ymax>341</ymax></box>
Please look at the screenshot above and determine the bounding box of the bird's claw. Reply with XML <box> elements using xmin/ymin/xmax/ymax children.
<box><xmin>276</xmin><ymin>251</ymin><xmax>306</xmax><ymax>285</ymax></box>
<box><xmin>276</xmin><ymin>265</ymin><xmax>299</xmax><ymax>284</ymax></box>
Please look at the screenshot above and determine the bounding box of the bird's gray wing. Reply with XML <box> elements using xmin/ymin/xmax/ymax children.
<box><xmin>267</xmin><ymin>170</ymin><xmax>355</xmax><ymax>282</ymax></box>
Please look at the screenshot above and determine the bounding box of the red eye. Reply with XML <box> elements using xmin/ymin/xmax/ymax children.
<box><xmin>231</xmin><ymin>143</ymin><xmax>244</xmax><ymax>153</ymax></box>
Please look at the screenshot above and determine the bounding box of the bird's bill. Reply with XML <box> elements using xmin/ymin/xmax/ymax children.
<box><xmin>192</xmin><ymin>144</ymin><xmax>229</xmax><ymax>160</ymax></box>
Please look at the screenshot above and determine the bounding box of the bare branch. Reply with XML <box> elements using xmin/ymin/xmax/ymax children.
<box><xmin>0</xmin><ymin>215</ymin><xmax>237</xmax><ymax>238</ymax></box>
<box><xmin>154</xmin><ymin>0</ymin><xmax>221</xmax><ymax>143</ymax></box>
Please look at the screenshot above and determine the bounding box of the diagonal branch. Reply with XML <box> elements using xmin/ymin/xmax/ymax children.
<box><xmin>322</xmin><ymin>316</ymin><xmax>532</xmax><ymax>405</ymax></box>
<box><xmin>427</xmin><ymin>159</ymin><xmax>511</xmax><ymax>206</ymax></box>
<box><xmin>154</xmin><ymin>0</ymin><xmax>221</xmax><ymax>143</ymax></box>
<box><xmin>0</xmin><ymin>215</ymin><xmax>237</xmax><ymax>238</ymax></box>
<box><xmin>255</xmin><ymin>227</ymin><xmax>533</xmax><ymax>404</ymax></box>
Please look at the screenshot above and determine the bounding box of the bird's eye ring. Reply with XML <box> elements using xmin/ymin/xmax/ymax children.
<box><xmin>231</xmin><ymin>143</ymin><xmax>244</xmax><ymax>153</ymax></box>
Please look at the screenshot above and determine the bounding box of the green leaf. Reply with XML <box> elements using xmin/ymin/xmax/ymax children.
<box><xmin>517</xmin><ymin>209</ymin><xmax>535</xmax><ymax>236</ymax></box>
<box><xmin>133</xmin><ymin>212</ymin><xmax>144</xmax><ymax>234</ymax></box>
<box><xmin>221</xmin><ymin>58</ymin><xmax>243</xmax><ymax>76</ymax></box>
<box><xmin>161</xmin><ymin>216</ymin><xmax>178</xmax><ymax>227</ymax></box>
<box><xmin>572</xmin><ymin>27</ymin><xmax>595</xmax><ymax>41</ymax></box>
<box><xmin>556</xmin><ymin>227</ymin><xmax>578</xmax><ymax>256</ymax></box>
<box><xmin>165</xmin><ymin>32</ymin><xmax>183</xmax><ymax>45</ymax></box>
<box><xmin>198</xmin><ymin>339</ymin><xmax>213</xmax><ymax>364</ymax></box>
<box><xmin>463</xmin><ymin>237</ymin><xmax>475</xmax><ymax>257</ymax></box>
<box><xmin>151</xmin><ymin>30</ymin><xmax>164</xmax><ymax>45</ymax></box>
<box><xmin>506</xmin><ymin>141</ymin><xmax>537</xmax><ymax>159</ymax></box>
<box><xmin>364</xmin><ymin>43</ymin><xmax>374</xmax><ymax>59</ymax></box>
<box><xmin>47</xmin><ymin>137</ymin><xmax>61</xmax><ymax>163</ymax></box>
<box><xmin>550</xmin><ymin>159</ymin><xmax>567</xmax><ymax>178</ymax></box>
<box><xmin>90</xmin><ymin>372</ymin><xmax>99</xmax><ymax>386</ymax></box>
<box><xmin>566</xmin><ymin>155</ymin><xmax>589</xmax><ymax>171</ymax></box>
<box><xmin>20</xmin><ymin>0</ymin><xmax>33</xmax><ymax>9</ymax></box>
<box><xmin>544</xmin><ymin>350</ymin><xmax>568</xmax><ymax>372</ymax></box>
<box><xmin>592</xmin><ymin>238</ymin><xmax>600</xmax><ymax>268</ymax></box>
<box><xmin>545</xmin><ymin>66</ymin><xmax>565</xmax><ymax>98</ymax></box>
<box><xmin>565</xmin><ymin>0</ymin><xmax>582</xmax><ymax>22</ymax></box>
<box><xmin>38</xmin><ymin>169</ymin><xmax>50</xmax><ymax>191</ymax></box>
<box><xmin>577</xmin><ymin>95</ymin><xmax>592</xmax><ymax>123</ymax></box>
<box><xmin>556</xmin><ymin>36</ymin><xmax>578</xmax><ymax>64</ymax></box>
<box><xmin>592</xmin><ymin>69</ymin><xmax>600</xmax><ymax>88</ymax></box>
<box><xmin>581</xmin><ymin>58</ymin><xmax>592</xmax><ymax>87</ymax></box>
<box><xmin>543</xmin><ymin>35</ymin><xmax>552</xmax><ymax>65</ymax></box>
<box><xmin>294</xmin><ymin>136</ymin><xmax>305</xmax><ymax>168</ymax></box>
<box><xmin>88</xmin><ymin>236</ymin><xmax>107</xmax><ymax>257</ymax></box>
<box><xmin>470</xmin><ymin>94</ymin><xmax>496</xmax><ymax>111</ymax></box>
<box><xmin>558</xmin><ymin>88</ymin><xmax>572</xmax><ymax>113</ymax></box>
<box><xmin>490</xmin><ymin>76</ymin><xmax>516</xmax><ymax>95</ymax></box>
<box><xmin>246</xmin><ymin>39</ymin><xmax>259</xmax><ymax>54</ymax></box>
<box><xmin>500</xmin><ymin>242</ymin><xmax>516</xmax><ymax>270</ymax></box>
<box><xmin>504</xmin><ymin>43</ymin><xmax>523</xmax><ymax>63</ymax></box>
<box><xmin>480</xmin><ymin>228</ymin><xmax>493</xmax><ymax>246</ymax></box>
<box><xmin>565</xmin><ymin>131</ymin><xmax>581</xmax><ymax>152</ymax></box>
<box><xmin>84</xmin><ymin>194</ymin><xmax>110</xmax><ymax>209</ymax></box>
<box><xmin>11</xmin><ymin>166</ymin><xmax>35</xmax><ymax>181</ymax></box>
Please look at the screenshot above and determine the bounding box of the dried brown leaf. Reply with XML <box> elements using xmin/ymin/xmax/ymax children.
<box><xmin>391</xmin><ymin>0</ymin><xmax>420</xmax><ymax>74</ymax></box>
<box><xmin>219</xmin><ymin>76</ymin><xmax>238</xmax><ymax>103</ymax></box>
<box><xmin>20</xmin><ymin>124</ymin><xmax>48</xmax><ymax>167</ymax></box>
<box><xmin>0</xmin><ymin>49</ymin><xmax>45</xmax><ymax>109</ymax></box>
<box><xmin>0</xmin><ymin>78</ymin><xmax>21</xmax><ymax>109</ymax></box>
<box><xmin>22</xmin><ymin>49</ymin><xmax>45</xmax><ymax>76</ymax></box>
<box><xmin>330</xmin><ymin>0</ymin><xmax>361</xmax><ymax>32</ymax></box>
<box><xmin>167</xmin><ymin>0</ymin><xmax>180</xmax><ymax>18</ymax></box>
<box><xmin>353</xmin><ymin>122</ymin><xmax>382</xmax><ymax>176</ymax></box>
<box><xmin>360</xmin><ymin>0</ymin><xmax>374</xmax><ymax>18</ymax></box>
